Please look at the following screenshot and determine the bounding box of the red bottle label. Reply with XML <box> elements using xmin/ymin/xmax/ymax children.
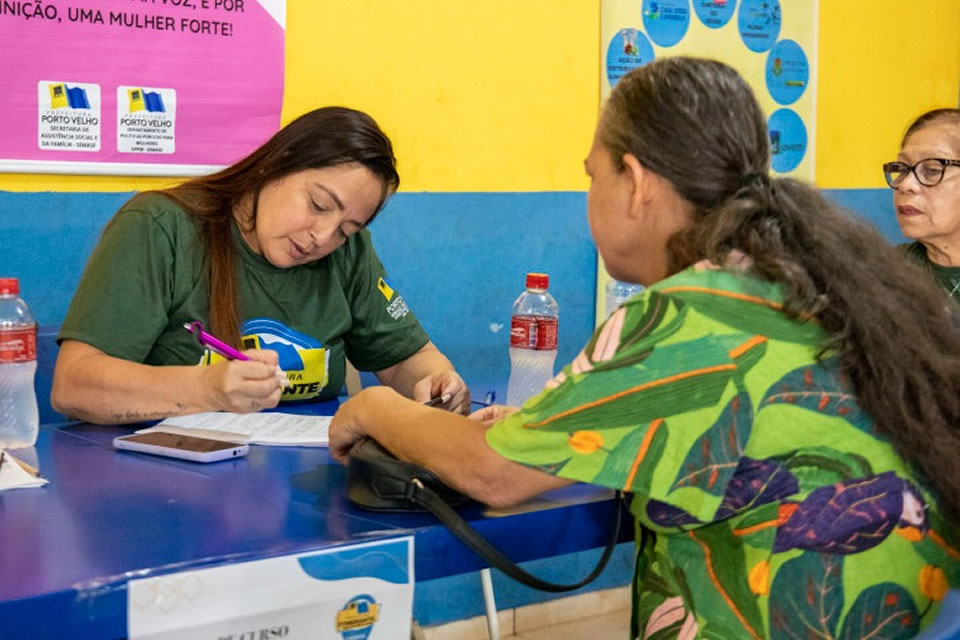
<box><xmin>510</xmin><ymin>315</ymin><xmax>558</xmax><ymax>350</ymax></box>
<box><xmin>0</xmin><ymin>328</ymin><xmax>36</xmax><ymax>363</ymax></box>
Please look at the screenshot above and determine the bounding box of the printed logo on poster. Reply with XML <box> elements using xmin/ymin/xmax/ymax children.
<box><xmin>606</xmin><ymin>28</ymin><xmax>655</xmax><ymax>88</ymax></box>
<box><xmin>37</xmin><ymin>81</ymin><xmax>101</xmax><ymax>152</ymax></box>
<box><xmin>335</xmin><ymin>594</ymin><xmax>380</xmax><ymax>640</ymax></box>
<box><xmin>117</xmin><ymin>86</ymin><xmax>177</xmax><ymax>154</ymax></box>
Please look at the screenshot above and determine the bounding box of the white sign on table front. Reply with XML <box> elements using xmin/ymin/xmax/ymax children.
<box><xmin>127</xmin><ymin>537</ymin><xmax>413</xmax><ymax>640</ymax></box>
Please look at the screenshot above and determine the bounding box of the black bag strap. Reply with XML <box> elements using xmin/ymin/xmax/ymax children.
<box><xmin>409</xmin><ymin>477</ymin><xmax>624</xmax><ymax>593</ymax></box>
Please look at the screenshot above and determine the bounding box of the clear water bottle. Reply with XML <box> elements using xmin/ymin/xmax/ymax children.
<box><xmin>506</xmin><ymin>273</ymin><xmax>558</xmax><ymax>407</ymax></box>
<box><xmin>0</xmin><ymin>278</ymin><xmax>39</xmax><ymax>449</ymax></box>
<box><xmin>604</xmin><ymin>279</ymin><xmax>645</xmax><ymax>318</ymax></box>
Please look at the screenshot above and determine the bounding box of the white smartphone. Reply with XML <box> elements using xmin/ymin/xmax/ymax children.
<box><xmin>113</xmin><ymin>432</ymin><xmax>249</xmax><ymax>463</ymax></box>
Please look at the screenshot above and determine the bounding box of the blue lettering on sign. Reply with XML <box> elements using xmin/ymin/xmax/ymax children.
<box><xmin>642</xmin><ymin>0</ymin><xmax>690</xmax><ymax>47</ymax></box>
<box><xmin>768</xmin><ymin>108</ymin><xmax>807</xmax><ymax>173</ymax></box>
<box><xmin>738</xmin><ymin>0</ymin><xmax>781</xmax><ymax>52</ymax></box>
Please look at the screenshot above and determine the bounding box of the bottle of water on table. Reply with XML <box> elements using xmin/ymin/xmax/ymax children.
<box><xmin>0</xmin><ymin>277</ymin><xmax>39</xmax><ymax>449</ymax></box>
<box><xmin>604</xmin><ymin>279</ymin><xmax>644</xmax><ymax>318</ymax></box>
<box><xmin>506</xmin><ymin>273</ymin><xmax>558</xmax><ymax>407</ymax></box>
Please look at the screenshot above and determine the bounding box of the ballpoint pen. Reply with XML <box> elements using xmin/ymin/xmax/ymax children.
<box><xmin>183</xmin><ymin>321</ymin><xmax>290</xmax><ymax>387</ymax></box>
<box><xmin>423</xmin><ymin>393</ymin><xmax>452</xmax><ymax>407</ymax></box>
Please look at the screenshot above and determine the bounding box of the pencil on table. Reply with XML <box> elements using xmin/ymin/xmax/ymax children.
<box><xmin>9</xmin><ymin>455</ymin><xmax>43</xmax><ymax>479</ymax></box>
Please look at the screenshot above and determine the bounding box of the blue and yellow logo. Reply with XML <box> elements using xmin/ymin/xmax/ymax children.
<box><xmin>127</xmin><ymin>88</ymin><xmax>166</xmax><ymax>113</ymax></box>
<box><xmin>336</xmin><ymin>595</ymin><xmax>380</xmax><ymax>639</ymax></box>
<box><xmin>200</xmin><ymin>318</ymin><xmax>330</xmax><ymax>401</ymax></box>
<box><xmin>377</xmin><ymin>277</ymin><xmax>394</xmax><ymax>302</ymax></box>
<box><xmin>49</xmin><ymin>83</ymin><xmax>89</xmax><ymax>110</ymax></box>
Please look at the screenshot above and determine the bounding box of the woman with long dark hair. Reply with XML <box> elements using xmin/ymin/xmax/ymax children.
<box><xmin>53</xmin><ymin>107</ymin><xmax>469</xmax><ymax>424</ymax></box>
<box><xmin>329</xmin><ymin>59</ymin><xmax>960</xmax><ymax>637</ymax></box>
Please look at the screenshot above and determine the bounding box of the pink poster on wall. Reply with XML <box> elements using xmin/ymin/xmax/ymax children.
<box><xmin>0</xmin><ymin>0</ymin><xmax>285</xmax><ymax>175</ymax></box>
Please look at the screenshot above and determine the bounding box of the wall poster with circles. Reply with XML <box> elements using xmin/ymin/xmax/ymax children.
<box><xmin>596</xmin><ymin>0</ymin><xmax>816</xmax><ymax>325</ymax></box>
<box><xmin>602</xmin><ymin>0</ymin><xmax>817</xmax><ymax>181</ymax></box>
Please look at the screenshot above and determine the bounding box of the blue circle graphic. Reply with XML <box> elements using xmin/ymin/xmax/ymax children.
<box><xmin>606</xmin><ymin>29</ymin><xmax>655</xmax><ymax>88</ymax></box>
<box><xmin>693</xmin><ymin>0</ymin><xmax>737</xmax><ymax>29</ymax></box>
<box><xmin>765</xmin><ymin>39</ymin><xmax>809</xmax><ymax>105</ymax></box>
<box><xmin>768</xmin><ymin>108</ymin><xmax>807</xmax><ymax>173</ymax></box>
<box><xmin>738</xmin><ymin>0</ymin><xmax>781</xmax><ymax>53</ymax></box>
<box><xmin>642</xmin><ymin>0</ymin><xmax>691</xmax><ymax>47</ymax></box>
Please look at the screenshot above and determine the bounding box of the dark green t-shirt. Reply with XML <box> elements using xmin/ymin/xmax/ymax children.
<box><xmin>901</xmin><ymin>241</ymin><xmax>960</xmax><ymax>303</ymax></box>
<box><xmin>58</xmin><ymin>192</ymin><xmax>430</xmax><ymax>402</ymax></box>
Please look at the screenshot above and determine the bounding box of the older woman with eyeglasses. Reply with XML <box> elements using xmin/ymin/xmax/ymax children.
<box><xmin>884</xmin><ymin>108</ymin><xmax>960</xmax><ymax>301</ymax></box>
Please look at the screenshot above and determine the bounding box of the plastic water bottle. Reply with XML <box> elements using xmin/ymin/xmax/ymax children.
<box><xmin>604</xmin><ymin>279</ymin><xmax>645</xmax><ymax>318</ymax></box>
<box><xmin>0</xmin><ymin>278</ymin><xmax>39</xmax><ymax>449</ymax></box>
<box><xmin>506</xmin><ymin>273</ymin><xmax>558</xmax><ymax>407</ymax></box>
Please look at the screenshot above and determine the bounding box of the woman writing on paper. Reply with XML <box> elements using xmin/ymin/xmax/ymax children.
<box><xmin>52</xmin><ymin>107</ymin><xmax>469</xmax><ymax>424</ymax></box>
<box><xmin>329</xmin><ymin>58</ymin><xmax>960</xmax><ymax>636</ymax></box>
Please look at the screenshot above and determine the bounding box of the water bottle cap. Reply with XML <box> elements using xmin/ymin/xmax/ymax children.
<box><xmin>525</xmin><ymin>273</ymin><xmax>549</xmax><ymax>290</ymax></box>
<box><xmin>0</xmin><ymin>278</ymin><xmax>19</xmax><ymax>295</ymax></box>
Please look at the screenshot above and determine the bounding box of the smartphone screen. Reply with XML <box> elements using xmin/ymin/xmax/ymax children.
<box><xmin>116</xmin><ymin>432</ymin><xmax>241</xmax><ymax>453</ymax></box>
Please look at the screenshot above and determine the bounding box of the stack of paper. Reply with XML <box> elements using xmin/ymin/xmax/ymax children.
<box><xmin>138</xmin><ymin>412</ymin><xmax>331</xmax><ymax>446</ymax></box>
<box><xmin>0</xmin><ymin>450</ymin><xmax>48</xmax><ymax>491</ymax></box>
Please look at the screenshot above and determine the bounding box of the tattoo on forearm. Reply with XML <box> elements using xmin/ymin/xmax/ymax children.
<box><xmin>109</xmin><ymin>403</ymin><xmax>187</xmax><ymax>423</ymax></box>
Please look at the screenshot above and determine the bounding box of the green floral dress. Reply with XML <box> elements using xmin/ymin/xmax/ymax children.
<box><xmin>486</xmin><ymin>265</ymin><xmax>960</xmax><ymax>639</ymax></box>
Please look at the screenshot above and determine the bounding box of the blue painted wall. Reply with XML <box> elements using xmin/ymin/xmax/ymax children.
<box><xmin>3</xmin><ymin>185</ymin><xmax>901</xmax><ymax>625</ymax></box>
<box><xmin>4</xmin><ymin>190</ymin><xmax>598</xmax><ymax>424</ymax></box>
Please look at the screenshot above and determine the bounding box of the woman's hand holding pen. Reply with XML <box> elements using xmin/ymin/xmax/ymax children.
<box><xmin>412</xmin><ymin>370</ymin><xmax>471</xmax><ymax>415</ymax></box>
<box><xmin>200</xmin><ymin>348</ymin><xmax>288</xmax><ymax>412</ymax></box>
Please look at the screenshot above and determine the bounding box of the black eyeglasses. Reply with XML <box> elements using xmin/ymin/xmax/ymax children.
<box><xmin>882</xmin><ymin>158</ymin><xmax>960</xmax><ymax>188</ymax></box>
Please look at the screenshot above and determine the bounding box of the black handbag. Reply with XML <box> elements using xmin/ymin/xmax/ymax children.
<box><xmin>346</xmin><ymin>437</ymin><xmax>624</xmax><ymax>593</ymax></box>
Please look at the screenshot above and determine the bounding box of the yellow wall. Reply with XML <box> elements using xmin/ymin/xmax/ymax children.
<box><xmin>284</xmin><ymin>1</ymin><xmax>599</xmax><ymax>193</ymax></box>
<box><xmin>816</xmin><ymin>0</ymin><xmax>960</xmax><ymax>188</ymax></box>
<box><xmin>1</xmin><ymin>1</ymin><xmax>957</xmax><ymax>193</ymax></box>
<box><xmin>0</xmin><ymin>1</ymin><xmax>599</xmax><ymax>193</ymax></box>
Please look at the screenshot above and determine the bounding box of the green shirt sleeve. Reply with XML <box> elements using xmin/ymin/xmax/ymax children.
<box><xmin>485</xmin><ymin>279</ymin><xmax>770</xmax><ymax>525</ymax></box>
<box><xmin>338</xmin><ymin>230</ymin><xmax>430</xmax><ymax>371</ymax></box>
<box><xmin>58</xmin><ymin>197</ymin><xmax>181</xmax><ymax>362</ymax></box>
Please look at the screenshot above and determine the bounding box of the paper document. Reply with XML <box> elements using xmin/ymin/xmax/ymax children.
<box><xmin>140</xmin><ymin>412</ymin><xmax>331</xmax><ymax>446</ymax></box>
<box><xmin>0</xmin><ymin>450</ymin><xmax>48</xmax><ymax>490</ymax></box>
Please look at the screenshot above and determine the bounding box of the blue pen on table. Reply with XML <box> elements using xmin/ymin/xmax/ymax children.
<box><xmin>470</xmin><ymin>390</ymin><xmax>496</xmax><ymax>408</ymax></box>
<box><xmin>183</xmin><ymin>321</ymin><xmax>290</xmax><ymax>387</ymax></box>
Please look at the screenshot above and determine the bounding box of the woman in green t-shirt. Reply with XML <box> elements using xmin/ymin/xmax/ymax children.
<box><xmin>884</xmin><ymin>108</ymin><xmax>960</xmax><ymax>302</ymax></box>
<box><xmin>329</xmin><ymin>59</ymin><xmax>960</xmax><ymax>637</ymax></box>
<box><xmin>53</xmin><ymin>107</ymin><xmax>470</xmax><ymax>424</ymax></box>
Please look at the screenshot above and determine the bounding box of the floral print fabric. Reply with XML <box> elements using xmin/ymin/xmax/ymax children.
<box><xmin>486</xmin><ymin>266</ymin><xmax>959</xmax><ymax>639</ymax></box>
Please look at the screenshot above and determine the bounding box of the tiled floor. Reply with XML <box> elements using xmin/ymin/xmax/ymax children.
<box><xmin>420</xmin><ymin>586</ymin><xmax>631</xmax><ymax>640</ymax></box>
<box><xmin>504</xmin><ymin>608</ymin><xmax>630</xmax><ymax>639</ymax></box>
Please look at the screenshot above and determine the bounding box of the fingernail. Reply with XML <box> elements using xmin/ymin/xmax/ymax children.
<box><xmin>277</xmin><ymin>368</ymin><xmax>290</xmax><ymax>387</ymax></box>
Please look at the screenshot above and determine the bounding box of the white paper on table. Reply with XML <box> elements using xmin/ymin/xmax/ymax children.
<box><xmin>0</xmin><ymin>450</ymin><xmax>48</xmax><ymax>490</ymax></box>
<box><xmin>138</xmin><ymin>412</ymin><xmax>331</xmax><ymax>446</ymax></box>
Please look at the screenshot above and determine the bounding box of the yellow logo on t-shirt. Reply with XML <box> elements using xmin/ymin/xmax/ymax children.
<box><xmin>199</xmin><ymin>319</ymin><xmax>332</xmax><ymax>401</ymax></box>
<box><xmin>377</xmin><ymin>277</ymin><xmax>394</xmax><ymax>301</ymax></box>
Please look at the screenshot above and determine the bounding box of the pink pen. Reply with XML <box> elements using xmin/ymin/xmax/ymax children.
<box><xmin>183</xmin><ymin>321</ymin><xmax>250</xmax><ymax>360</ymax></box>
<box><xmin>184</xmin><ymin>321</ymin><xmax>290</xmax><ymax>388</ymax></box>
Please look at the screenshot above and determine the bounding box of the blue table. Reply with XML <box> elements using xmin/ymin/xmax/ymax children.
<box><xmin>0</xmin><ymin>404</ymin><xmax>632</xmax><ymax>639</ymax></box>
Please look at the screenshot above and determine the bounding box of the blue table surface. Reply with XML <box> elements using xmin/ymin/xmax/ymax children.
<box><xmin>0</xmin><ymin>400</ymin><xmax>632</xmax><ymax>638</ymax></box>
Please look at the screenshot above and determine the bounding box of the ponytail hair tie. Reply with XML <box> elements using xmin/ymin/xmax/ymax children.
<box><xmin>740</xmin><ymin>172</ymin><xmax>770</xmax><ymax>189</ymax></box>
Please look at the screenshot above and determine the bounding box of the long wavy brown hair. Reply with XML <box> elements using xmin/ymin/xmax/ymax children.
<box><xmin>155</xmin><ymin>107</ymin><xmax>399</xmax><ymax>347</ymax></box>
<box><xmin>599</xmin><ymin>57</ymin><xmax>960</xmax><ymax>516</ymax></box>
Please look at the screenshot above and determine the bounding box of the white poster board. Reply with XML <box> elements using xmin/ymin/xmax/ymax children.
<box><xmin>128</xmin><ymin>537</ymin><xmax>413</xmax><ymax>640</ymax></box>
